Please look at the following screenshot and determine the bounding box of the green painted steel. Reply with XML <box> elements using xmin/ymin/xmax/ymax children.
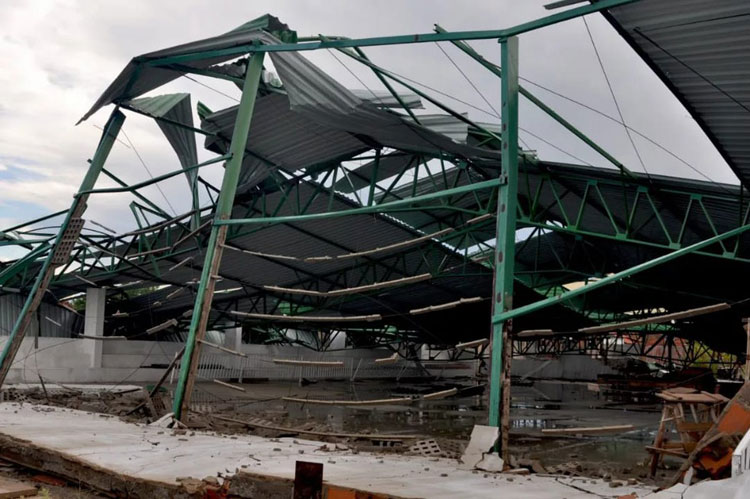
<box><xmin>172</xmin><ymin>52</ymin><xmax>266</xmax><ymax>420</ymax></box>
<box><xmin>1</xmin><ymin>209</ymin><xmax>67</xmax><ymax>234</ymax></box>
<box><xmin>492</xmin><ymin>222</ymin><xmax>750</xmax><ymax>325</ymax></box>
<box><xmin>216</xmin><ymin>177</ymin><xmax>502</xmax><ymax>226</ymax></box>
<box><xmin>85</xmin><ymin>154</ymin><xmax>230</xmax><ymax>195</ymax></box>
<box><xmin>101</xmin><ymin>169</ymin><xmax>173</xmax><ymax>222</ymax></box>
<box><xmin>0</xmin><ymin>243</ymin><xmax>52</xmax><ymax>286</ymax></box>
<box><xmin>0</xmin><ymin>109</ymin><xmax>126</xmax><ymax>387</ymax></box>
<box><xmin>434</xmin><ymin>24</ymin><xmax>635</xmax><ymax>179</ymax></box>
<box><xmin>488</xmin><ymin>37</ymin><xmax>519</xmax><ymax>436</ymax></box>
<box><xmin>144</xmin><ymin>0</ymin><xmax>637</xmax><ymax>65</ymax></box>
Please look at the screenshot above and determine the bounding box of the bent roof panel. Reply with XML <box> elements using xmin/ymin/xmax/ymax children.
<box><xmin>606</xmin><ymin>0</ymin><xmax>750</xmax><ymax>187</ymax></box>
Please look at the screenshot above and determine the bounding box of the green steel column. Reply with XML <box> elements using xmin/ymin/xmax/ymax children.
<box><xmin>488</xmin><ymin>37</ymin><xmax>519</xmax><ymax>459</ymax></box>
<box><xmin>0</xmin><ymin>109</ymin><xmax>125</xmax><ymax>387</ymax></box>
<box><xmin>172</xmin><ymin>52</ymin><xmax>265</xmax><ymax>421</ymax></box>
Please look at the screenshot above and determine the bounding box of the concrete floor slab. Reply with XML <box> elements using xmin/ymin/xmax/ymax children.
<box><xmin>0</xmin><ymin>402</ymin><xmax>659</xmax><ymax>498</ymax></box>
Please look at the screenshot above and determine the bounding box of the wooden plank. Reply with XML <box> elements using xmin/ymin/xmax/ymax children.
<box><xmin>422</xmin><ymin>388</ymin><xmax>458</xmax><ymax>400</ymax></box>
<box><xmin>373</xmin><ymin>353</ymin><xmax>398</xmax><ymax>364</ymax></box>
<box><xmin>265</xmin><ymin>273</ymin><xmax>431</xmax><ymax>298</ymax></box>
<box><xmin>656</xmin><ymin>393</ymin><xmax>725</xmax><ymax>404</ymax></box>
<box><xmin>650</xmin><ymin>406</ymin><xmax>670</xmax><ymax>477</ymax></box>
<box><xmin>198</xmin><ymin>339</ymin><xmax>247</xmax><ymax>357</ymax></box>
<box><xmin>676</xmin><ymin>421</ymin><xmax>713</xmax><ymax>433</ymax></box>
<box><xmin>273</xmin><ymin>359</ymin><xmax>344</xmax><ymax>367</ymax></box>
<box><xmin>541</xmin><ymin>424</ymin><xmax>634</xmax><ymax>435</ymax></box>
<box><xmin>578</xmin><ymin>303</ymin><xmax>730</xmax><ymax>335</ymax></box>
<box><xmin>77</xmin><ymin>335</ymin><xmax>127</xmax><ymax>340</ymax></box>
<box><xmin>212</xmin><ymin>379</ymin><xmax>245</xmax><ymax>392</ymax></box>
<box><xmin>0</xmin><ymin>477</ymin><xmax>37</xmax><ymax>499</ymax></box>
<box><xmin>454</xmin><ymin>338</ymin><xmax>489</xmax><ymax>349</ymax></box>
<box><xmin>212</xmin><ymin>415</ymin><xmax>417</xmax><ymax>440</ymax></box>
<box><xmin>665</xmin><ymin>387</ymin><xmax>698</xmax><ymax>395</ymax></box>
<box><xmin>283</xmin><ymin>396</ymin><xmax>412</xmax><ymax>406</ymax></box>
<box><xmin>232</xmin><ymin>311</ymin><xmax>381</xmax><ymax>323</ymax></box>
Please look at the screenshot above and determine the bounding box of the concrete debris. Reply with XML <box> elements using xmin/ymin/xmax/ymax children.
<box><xmin>651</xmin><ymin>472</ymin><xmax>750</xmax><ymax>498</ymax></box>
<box><xmin>150</xmin><ymin>412</ymin><xmax>175</xmax><ymax>427</ymax></box>
<box><xmin>0</xmin><ymin>402</ymin><xmax>661</xmax><ymax>498</ymax></box>
<box><xmin>409</xmin><ymin>439</ymin><xmax>443</xmax><ymax>457</ymax></box>
<box><xmin>475</xmin><ymin>454</ymin><xmax>504</xmax><ymax>473</ymax></box>
<box><xmin>460</xmin><ymin>425</ymin><xmax>498</xmax><ymax>470</ymax></box>
<box><xmin>504</xmin><ymin>468</ymin><xmax>530</xmax><ymax>476</ymax></box>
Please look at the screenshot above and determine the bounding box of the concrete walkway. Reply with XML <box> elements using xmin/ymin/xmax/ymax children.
<box><xmin>0</xmin><ymin>402</ymin><xmax>658</xmax><ymax>498</ymax></box>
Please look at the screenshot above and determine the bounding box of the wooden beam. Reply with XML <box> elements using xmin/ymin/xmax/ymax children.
<box><xmin>541</xmin><ymin>424</ymin><xmax>634</xmax><ymax>435</ymax></box>
<box><xmin>517</xmin><ymin>303</ymin><xmax>730</xmax><ymax>338</ymax></box>
<box><xmin>264</xmin><ymin>273</ymin><xmax>431</xmax><ymax>298</ymax></box>
<box><xmin>231</xmin><ymin>311</ymin><xmax>381</xmax><ymax>323</ymax></box>
<box><xmin>422</xmin><ymin>388</ymin><xmax>458</xmax><ymax>400</ymax></box>
<box><xmin>283</xmin><ymin>396</ymin><xmax>412</xmax><ymax>406</ymax></box>
<box><xmin>212</xmin><ymin>414</ymin><xmax>418</xmax><ymax>440</ymax></box>
<box><xmin>272</xmin><ymin>359</ymin><xmax>344</xmax><ymax>367</ymax></box>
<box><xmin>212</xmin><ymin>379</ymin><xmax>245</xmax><ymax>392</ymax></box>
<box><xmin>374</xmin><ymin>353</ymin><xmax>399</xmax><ymax>364</ymax></box>
<box><xmin>454</xmin><ymin>338</ymin><xmax>489</xmax><ymax>349</ymax></box>
<box><xmin>198</xmin><ymin>339</ymin><xmax>247</xmax><ymax>357</ymax></box>
<box><xmin>410</xmin><ymin>297</ymin><xmax>484</xmax><ymax>316</ymax></box>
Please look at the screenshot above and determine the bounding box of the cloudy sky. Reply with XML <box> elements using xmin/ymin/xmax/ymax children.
<box><xmin>0</xmin><ymin>0</ymin><xmax>736</xmax><ymax>260</ymax></box>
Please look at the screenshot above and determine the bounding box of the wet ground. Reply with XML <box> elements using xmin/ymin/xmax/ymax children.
<box><xmin>179</xmin><ymin>377</ymin><xmax>669</xmax><ymax>482</ymax></box>
<box><xmin>4</xmin><ymin>377</ymin><xmax>676</xmax><ymax>487</ymax></box>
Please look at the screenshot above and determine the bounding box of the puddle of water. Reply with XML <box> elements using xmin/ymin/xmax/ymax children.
<box><xmin>168</xmin><ymin>377</ymin><xmax>662</xmax><ymax>472</ymax></box>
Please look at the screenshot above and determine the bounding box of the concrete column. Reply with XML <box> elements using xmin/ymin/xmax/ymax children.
<box><xmin>83</xmin><ymin>287</ymin><xmax>105</xmax><ymax>368</ymax></box>
<box><xmin>224</xmin><ymin>327</ymin><xmax>242</xmax><ymax>351</ymax></box>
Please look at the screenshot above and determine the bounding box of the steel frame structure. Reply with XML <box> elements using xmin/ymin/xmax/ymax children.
<box><xmin>514</xmin><ymin>331</ymin><xmax>744</xmax><ymax>373</ymax></box>
<box><xmin>3</xmin><ymin>0</ymin><xmax>748</xmax><ymax>457</ymax></box>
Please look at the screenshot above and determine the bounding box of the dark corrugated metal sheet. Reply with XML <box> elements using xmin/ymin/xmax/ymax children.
<box><xmin>606</xmin><ymin>0</ymin><xmax>750</xmax><ymax>186</ymax></box>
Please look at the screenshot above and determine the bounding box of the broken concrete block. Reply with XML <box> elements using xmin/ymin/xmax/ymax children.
<box><xmin>505</xmin><ymin>468</ymin><xmax>530</xmax><ymax>476</ymax></box>
<box><xmin>475</xmin><ymin>453</ymin><xmax>504</xmax><ymax>473</ymax></box>
<box><xmin>459</xmin><ymin>425</ymin><xmax>499</xmax><ymax>470</ymax></box>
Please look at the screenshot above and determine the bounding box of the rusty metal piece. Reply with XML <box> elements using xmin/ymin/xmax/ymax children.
<box><xmin>293</xmin><ymin>461</ymin><xmax>323</xmax><ymax>499</ymax></box>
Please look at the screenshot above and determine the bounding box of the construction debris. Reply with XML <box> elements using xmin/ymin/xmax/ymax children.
<box><xmin>460</xmin><ymin>425</ymin><xmax>499</xmax><ymax>470</ymax></box>
<box><xmin>671</xmin><ymin>382</ymin><xmax>750</xmax><ymax>484</ymax></box>
<box><xmin>542</xmin><ymin>424</ymin><xmax>635</xmax><ymax>435</ymax></box>
<box><xmin>0</xmin><ymin>476</ymin><xmax>37</xmax><ymax>498</ymax></box>
<box><xmin>272</xmin><ymin>359</ymin><xmax>345</xmax><ymax>367</ymax></box>
<box><xmin>282</xmin><ymin>396</ymin><xmax>412</xmax><ymax>406</ymax></box>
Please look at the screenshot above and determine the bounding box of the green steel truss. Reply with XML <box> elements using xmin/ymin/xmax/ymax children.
<box><xmin>3</xmin><ymin>0</ymin><xmax>746</xmax><ymax>453</ymax></box>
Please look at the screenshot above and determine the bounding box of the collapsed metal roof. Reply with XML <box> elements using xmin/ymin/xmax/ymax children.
<box><xmin>3</xmin><ymin>7</ymin><xmax>750</xmax><ymax>355</ymax></box>
<box><xmin>606</xmin><ymin>0</ymin><xmax>750</xmax><ymax>188</ymax></box>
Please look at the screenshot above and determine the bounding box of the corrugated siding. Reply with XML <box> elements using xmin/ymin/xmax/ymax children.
<box><xmin>0</xmin><ymin>295</ymin><xmax>82</xmax><ymax>338</ymax></box>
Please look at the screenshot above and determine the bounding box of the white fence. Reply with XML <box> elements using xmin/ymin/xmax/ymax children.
<box><xmin>180</xmin><ymin>351</ymin><xmax>430</xmax><ymax>383</ymax></box>
<box><xmin>732</xmin><ymin>428</ymin><xmax>750</xmax><ymax>477</ymax></box>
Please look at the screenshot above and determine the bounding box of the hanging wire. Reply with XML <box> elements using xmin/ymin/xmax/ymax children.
<box><xmin>327</xmin><ymin>49</ymin><xmax>385</xmax><ymax>104</ymax></box>
<box><xmin>518</xmin><ymin>77</ymin><xmax>732</xmax><ymax>190</ymax></box>
<box><xmin>120</xmin><ymin>128</ymin><xmax>179</xmax><ymax>216</ymax></box>
<box><xmin>184</xmin><ymin>74</ymin><xmax>240</xmax><ymax>103</ymax></box>
<box><xmin>434</xmin><ymin>42</ymin><xmax>532</xmax><ymax>150</ymax></box>
<box><xmin>428</xmin><ymin>38</ymin><xmax>728</xmax><ymax>188</ymax></box>
<box><xmin>582</xmin><ymin>17</ymin><xmax>650</xmax><ymax>179</ymax></box>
